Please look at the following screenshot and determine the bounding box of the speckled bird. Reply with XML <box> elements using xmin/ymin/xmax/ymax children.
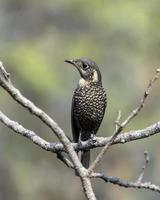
<box><xmin>65</xmin><ymin>58</ymin><xmax>107</xmax><ymax>168</ymax></box>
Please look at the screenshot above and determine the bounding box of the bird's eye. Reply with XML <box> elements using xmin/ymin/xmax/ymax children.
<box><xmin>82</xmin><ymin>63</ymin><xmax>89</xmax><ymax>70</ymax></box>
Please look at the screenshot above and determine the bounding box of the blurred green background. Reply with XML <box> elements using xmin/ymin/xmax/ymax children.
<box><xmin>0</xmin><ymin>0</ymin><xmax>160</xmax><ymax>199</ymax></box>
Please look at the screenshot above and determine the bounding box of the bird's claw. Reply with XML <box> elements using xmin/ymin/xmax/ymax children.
<box><xmin>90</xmin><ymin>134</ymin><xmax>97</xmax><ymax>143</ymax></box>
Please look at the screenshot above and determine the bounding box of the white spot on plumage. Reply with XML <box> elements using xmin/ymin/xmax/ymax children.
<box><xmin>92</xmin><ymin>70</ymin><xmax>98</xmax><ymax>82</ymax></box>
<box><xmin>79</xmin><ymin>78</ymin><xmax>86</xmax><ymax>87</ymax></box>
<box><xmin>78</xmin><ymin>70</ymin><xmax>98</xmax><ymax>87</ymax></box>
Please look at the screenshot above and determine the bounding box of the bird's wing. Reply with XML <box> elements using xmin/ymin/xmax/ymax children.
<box><xmin>71</xmin><ymin>96</ymin><xmax>80</xmax><ymax>143</ymax></box>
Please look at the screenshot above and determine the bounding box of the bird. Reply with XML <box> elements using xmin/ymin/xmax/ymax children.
<box><xmin>65</xmin><ymin>58</ymin><xmax>107</xmax><ymax>168</ymax></box>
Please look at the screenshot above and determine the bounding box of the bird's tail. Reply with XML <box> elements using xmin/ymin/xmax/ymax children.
<box><xmin>81</xmin><ymin>150</ymin><xmax>90</xmax><ymax>168</ymax></box>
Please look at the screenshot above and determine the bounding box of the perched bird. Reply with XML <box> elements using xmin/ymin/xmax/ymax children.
<box><xmin>65</xmin><ymin>58</ymin><xmax>107</xmax><ymax>168</ymax></box>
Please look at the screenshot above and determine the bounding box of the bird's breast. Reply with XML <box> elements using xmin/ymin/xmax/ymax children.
<box><xmin>72</xmin><ymin>83</ymin><xmax>107</xmax><ymax>131</ymax></box>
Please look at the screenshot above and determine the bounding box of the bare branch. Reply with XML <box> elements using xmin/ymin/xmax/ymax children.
<box><xmin>122</xmin><ymin>68</ymin><xmax>160</xmax><ymax>127</ymax></box>
<box><xmin>115</xmin><ymin>110</ymin><xmax>122</xmax><ymax>131</ymax></box>
<box><xmin>91</xmin><ymin>151</ymin><xmax>160</xmax><ymax>194</ymax></box>
<box><xmin>0</xmin><ymin>61</ymin><xmax>10</xmax><ymax>81</ymax></box>
<box><xmin>137</xmin><ymin>151</ymin><xmax>149</xmax><ymax>183</ymax></box>
<box><xmin>80</xmin><ymin>177</ymin><xmax>97</xmax><ymax>200</ymax></box>
<box><xmin>75</xmin><ymin>122</ymin><xmax>160</xmax><ymax>151</ymax></box>
<box><xmin>88</xmin><ymin>68</ymin><xmax>160</xmax><ymax>174</ymax></box>
<box><xmin>1</xmin><ymin>109</ymin><xmax>160</xmax><ymax>154</ymax></box>
<box><xmin>72</xmin><ymin>122</ymin><xmax>160</xmax><ymax>151</ymax></box>
<box><xmin>91</xmin><ymin>173</ymin><xmax>160</xmax><ymax>193</ymax></box>
<box><xmin>57</xmin><ymin>152</ymin><xmax>74</xmax><ymax>169</ymax></box>
<box><xmin>0</xmin><ymin>111</ymin><xmax>74</xmax><ymax>168</ymax></box>
<box><xmin>0</xmin><ymin>62</ymin><xmax>160</xmax><ymax>199</ymax></box>
<box><xmin>0</xmin><ymin>63</ymin><xmax>83</xmax><ymax>169</ymax></box>
<box><xmin>0</xmin><ymin>62</ymin><xmax>96</xmax><ymax>200</ymax></box>
<box><xmin>0</xmin><ymin>111</ymin><xmax>54</xmax><ymax>151</ymax></box>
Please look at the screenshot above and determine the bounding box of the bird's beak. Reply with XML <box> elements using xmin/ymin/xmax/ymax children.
<box><xmin>65</xmin><ymin>59</ymin><xmax>80</xmax><ymax>72</ymax></box>
<box><xmin>65</xmin><ymin>59</ymin><xmax>75</xmax><ymax>66</ymax></box>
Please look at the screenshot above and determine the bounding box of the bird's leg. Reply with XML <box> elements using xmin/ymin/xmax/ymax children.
<box><xmin>76</xmin><ymin>131</ymin><xmax>84</xmax><ymax>161</ymax></box>
<box><xmin>90</xmin><ymin>132</ymin><xmax>97</xmax><ymax>144</ymax></box>
<box><xmin>78</xmin><ymin>131</ymin><xmax>83</xmax><ymax>148</ymax></box>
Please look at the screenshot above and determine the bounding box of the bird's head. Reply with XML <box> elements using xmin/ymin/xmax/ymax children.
<box><xmin>65</xmin><ymin>58</ymin><xmax>102</xmax><ymax>85</ymax></box>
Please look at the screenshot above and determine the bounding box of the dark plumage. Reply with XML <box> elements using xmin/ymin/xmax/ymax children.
<box><xmin>65</xmin><ymin>58</ymin><xmax>107</xmax><ymax>168</ymax></box>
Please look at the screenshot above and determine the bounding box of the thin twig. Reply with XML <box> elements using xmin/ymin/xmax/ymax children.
<box><xmin>0</xmin><ymin>61</ymin><xmax>10</xmax><ymax>81</ymax></box>
<box><xmin>136</xmin><ymin>151</ymin><xmax>149</xmax><ymax>183</ymax></box>
<box><xmin>122</xmin><ymin>68</ymin><xmax>160</xmax><ymax>127</ymax></box>
<box><xmin>115</xmin><ymin>110</ymin><xmax>122</xmax><ymax>131</ymax></box>
<box><xmin>57</xmin><ymin>152</ymin><xmax>74</xmax><ymax>169</ymax></box>
<box><xmin>88</xmin><ymin>68</ymin><xmax>160</xmax><ymax>174</ymax></box>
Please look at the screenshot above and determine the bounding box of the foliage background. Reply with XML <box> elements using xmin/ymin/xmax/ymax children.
<box><xmin>0</xmin><ymin>0</ymin><xmax>160</xmax><ymax>199</ymax></box>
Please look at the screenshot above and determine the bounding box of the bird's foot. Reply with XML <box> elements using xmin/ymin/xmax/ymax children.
<box><xmin>90</xmin><ymin>134</ymin><xmax>97</xmax><ymax>144</ymax></box>
<box><xmin>76</xmin><ymin>132</ymin><xmax>83</xmax><ymax>149</ymax></box>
